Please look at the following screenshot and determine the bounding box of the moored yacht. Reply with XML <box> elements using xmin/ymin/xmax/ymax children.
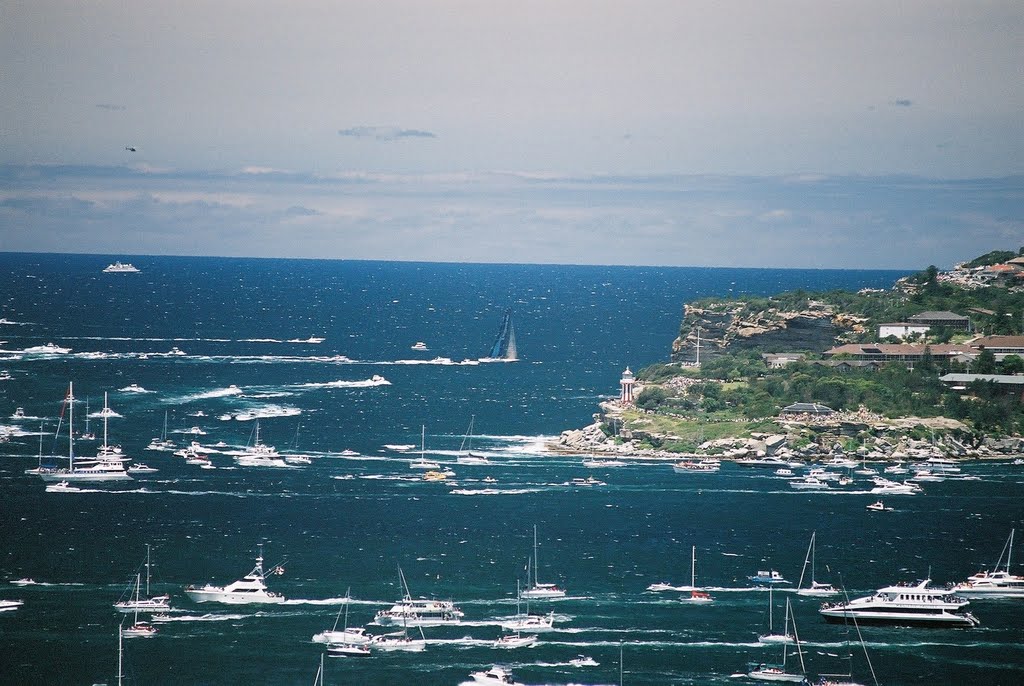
<box><xmin>520</xmin><ymin>525</ymin><xmax>566</xmax><ymax>599</ymax></box>
<box><xmin>185</xmin><ymin>545</ymin><xmax>285</xmax><ymax>604</ymax></box>
<box><xmin>819</xmin><ymin>579</ymin><xmax>979</xmax><ymax>627</ymax></box>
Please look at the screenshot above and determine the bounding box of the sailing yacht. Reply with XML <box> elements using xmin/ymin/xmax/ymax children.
<box><xmin>185</xmin><ymin>545</ymin><xmax>285</xmax><ymax>604</ymax></box>
<box><xmin>235</xmin><ymin>421</ymin><xmax>290</xmax><ymax>467</ymax></box>
<box><xmin>456</xmin><ymin>415</ymin><xmax>490</xmax><ymax>465</ymax></box>
<box><xmin>951</xmin><ymin>529</ymin><xmax>1024</xmax><ymax>597</ymax></box>
<box><xmin>501</xmin><ymin>579</ymin><xmax>556</xmax><ymax>631</ymax></box>
<box><xmin>313</xmin><ymin>588</ymin><xmax>374</xmax><ymax>651</ymax></box>
<box><xmin>679</xmin><ymin>546</ymin><xmax>713</xmax><ymax>604</ymax></box>
<box><xmin>759</xmin><ymin>586</ymin><xmax>794</xmax><ymax>644</ymax></box>
<box><xmin>37</xmin><ymin>384</ymin><xmax>132</xmax><ymax>482</ymax></box>
<box><xmin>120</xmin><ymin>581</ymin><xmax>159</xmax><ymax>639</ymax></box>
<box><xmin>115</xmin><ymin>545</ymin><xmax>171</xmax><ymax>612</ymax></box>
<box><xmin>520</xmin><ymin>525</ymin><xmax>566</xmax><ymax>599</ymax></box>
<box><xmin>374</xmin><ymin>566</ymin><xmax>463</xmax><ymax>627</ymax></box>
<box><xmin>146</xmin><ymin>411</ymin><xmax>176</xmax><ymax>451</ymax></box>
<box><xmin>796</xmin><ymin>532</ymin><xmax>838</xmax><ymax>597</ymax></box>
<box><xmin>480</xmin><ymin>309</ymin><xmax>519</xmax><ymax>362</ymax></box>
<box><xmin>747</xmin><ymin>599</ymin><xmax>806</xmax><ymax>682</ymax></box>
<box><xmin>409</xmin><ymin>426</ymin><xmax>441</xmax><ymax>469</ymax></box>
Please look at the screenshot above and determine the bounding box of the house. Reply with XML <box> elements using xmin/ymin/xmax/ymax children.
<box><xmin>907</xmin><ymin>311</ymin><xmax>971</xmax><ymax>331</ymax></box>
<box><xmin>878</xmin><ymin>323</ymin><xmax>930</xmax><ymax>340</ymax></box>
<box><xmin>780</xmin><ymin>402</ymin><xmax>835</xmax><ymax>416</ymax></box>
<box><xmin>823</xmin><ymin>343</ymin><xmax>977</xmax><ymax>364</ymax></box>
<box><xmin>969</xmin><ymin>336</ymin><xmax>1024</xmax><ymax>360</ymax></box>
<box><xmin>939</xmin><ymin>373</ymin><xmax>1024</xmax><ymax>400</ymax></box>
<box><xmin>812</xmin><ymin>360</ymin><xmax>883</xmax><ymax>372</ymax></box>
<box><xmin>762</xmin><ymin>353</ymin><xmax>806</xmax><ymax>368</ymax></box>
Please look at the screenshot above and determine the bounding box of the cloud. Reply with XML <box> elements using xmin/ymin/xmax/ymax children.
<box><xmin>338</xmin><ymin>126</ymin><xmax>436</xmax><ymax>141</ymax></box>
<box><xmin>95</xmin><ymin>103</ymin><xmax>127</xmax><ymax>111</ymax></box>
<box><xmin>890</xmin><ymin>99</ymin><xmax>913</xmax><ymax>107</ymax></box>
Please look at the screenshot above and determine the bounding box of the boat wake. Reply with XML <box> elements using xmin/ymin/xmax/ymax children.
<box><xmin>292</xmin><ymin>376</ymin><xmax>391</xmax><ymax>389</ymax></box>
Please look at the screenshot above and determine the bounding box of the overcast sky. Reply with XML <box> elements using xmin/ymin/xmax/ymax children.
<box><xmin>1</xmin><ymin>1</ymin><xmax>1021</xmax><ymax>268</ymax></box>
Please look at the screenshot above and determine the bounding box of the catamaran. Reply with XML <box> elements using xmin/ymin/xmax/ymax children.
<box><xmin>520</xmin><ymin>525</ymin><xmax>566</xmax><ymax>599</ymax></box>
<box><xmin>796</xmin><ymin>531</ymin><xmax>838</xmax><ymax>597</ymax></box>
<box><xmin>374</xmin><ymin>566</ymin><xmax>463</xmax><ymax>627</ymax></box>
<box><xmin>185</xmin><ymin>545</ymin><xmax>285</xmax><ymax>604</ymax></box>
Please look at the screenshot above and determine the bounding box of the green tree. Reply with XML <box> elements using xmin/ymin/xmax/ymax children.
<box><xmin>974</xmin><ymin>347</ymin><xmax>997</xmax><ymax>374</ymax></box>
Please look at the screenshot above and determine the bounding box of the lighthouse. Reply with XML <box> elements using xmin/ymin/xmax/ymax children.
<box><xmin>619</xmin><ymin>366</ymin><xmax>635</xmax><ymax>404</ymax></box>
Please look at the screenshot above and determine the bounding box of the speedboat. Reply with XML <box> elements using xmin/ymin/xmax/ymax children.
<box><xmin>10</xmin><ymin>578</ymin><xmax>36</xmax><ymax>586</ymax></box>
<box><xmin>10</xmin><ymin>407</ymin><xmax>26</xmax><ymax>419</ymax></box>
<box><xmin>569</xmin><ymin>655</ymin><xmax>599</xmax><ymax>667</ymax></box>
<box><xmin>185</xmin><ymin>546</ymin><xmax>285</xmax><ymax>604</ymax></box>
<box><xmin>493</xmin><ymin>632</ymin><xmax>537</xmax><ymax>649</ymax></box>
<box><xmin>127</xmin><ymin>463</ymin><xmax>158</xmax><ymax>474</ymax></box>
<box><xmin>23</xmin><ymin>342</ymin><xmax>71</xmax><ymax>354</ymax></box>
<box><xmin>583</xmin><ymin>458</ymin><xmax>627</xmax><ymax>468</ymax></box>
<box><xmin>45</xmin><ymin>481</ymin><xmax>82</xmax><ymax>493</ymax></box>
<box><xmin>866</xmin><ymin>501</ymin><xmax>892</xmax><ymax>512</ymax></box>
<box><xmin>790</xmin><ymin>476</ymin><xmax>829</xmax><ymax>490</ymax></box>
<box><xmin>566</xmin><ymin>476</ymin><xmax>605</xmax><ymax>486</ymax></box>
<box><xmin>749</xmin><ymin>570</ymin><xmax>790</xmax><ymax>585</ymax></box>
<box><xmin>410</xmin><ymin>341</ymin><xmax>428</xmax><ymax>351</ymax></box>
<box><xmin>167</xmin><ymin>346</ymin><xmax>186</xmax><ymax>356</ymax></box>
<box><xmin>0</xmin><ymin>599</ymin><xmax>24</xmax><ymax>612</ymax></box>
<box><xmin>470</xmin><ymin>666</ymin><xmax>523</xmax><ymax>685</ymax></box>
<box><xmin>327</xmin><ymin>643</ymin><xmax>371</xmax><ymax>657</ymax></box>
<box><xmin>819</xmin><ymin>579</ymin><xmax>979</xmax><ymax>627</ymax></box>
<box><xmin>673</xmin><ymin>460</ymin><xmax>720</xmax><ymax>473</ymax></box>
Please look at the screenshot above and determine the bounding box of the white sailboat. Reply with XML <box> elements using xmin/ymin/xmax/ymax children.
<box><xmin>115</xmin><ymin>545</ymin><xmax>170</xmax><ymax>612</ymax></box>
<box><xmin>501</xmin><ymin>579</ymin><xmax>555</xmax><ymax>631</ymax></box>
<box><xmin>679</xmin><ymin>546</ymin><xmax>713</xmax><ymax>604</ymax></box>
<box><xmin>409</xmin><ymin>426</ymin><xmax>440</xmax><ymax>469</ymax></box>
<box><xmin>748</xmin><ymin>598</ymin><xmax>805</xmax><ymax>682</ymax></box>
<box><xmin>520</xmin><ymin>525</ymin><xmax>566</xmax><ymax>599</ymax></box>
<box><xmin>758</xmin><ymin>586</ymin><xmax>794</xmax><ymax>645</ymax></box>
<box><xmin>796</xmin><ymin>531</ymin><xmax>838</xmax><ymax>597</ymax></box>
<box><xmin>456</xmin><ymin>415</ymin><xmax>490</xmax><ymax>464</ymax></box>
<box><xmin>120</xmin><ymin>582</ymin><xmax>159</xmax><ymax>639</ymax></box>
<box><xmin>146</xmin><ymin>411</ymin><xmax>176</xmax><ymax>451</ymax></box>
<box><xmin>37</xmin><ymin>383</ymin><xmax>132</xmax><ymax>482</ymax></box>
<box><xmin>952</xmin><ymin>529</ymin><xmax>1024</xmax><ymax>598</ymax></box>
<box><xmin>312</xmin><ymin>588</ymin><xmax>372</xmax><ymax>645</ymax></box>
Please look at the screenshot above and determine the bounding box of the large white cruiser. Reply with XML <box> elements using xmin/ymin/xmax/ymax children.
<box><xmin>374</xmin><ymin>566</ymin><xmax>463</xmax><ymax>627</ymax></box>
<box><xmin>819</xmin><ymin>579</ymin><xmax>979</xmax><ymax>627</ymax></box>
<box><xmin>185</xmin><ymin>546</ymin><xmax>285</xmax><ymax>604</ymax></box>
<box><xmin>951</xmin><ymin>529</ymin><xmax>1024</xmax><ymax>598</ymax></box>
<box><xmin>103</xmin><ymin>261</ymin><xmax>141</xmax><ymax>273</ymax></box>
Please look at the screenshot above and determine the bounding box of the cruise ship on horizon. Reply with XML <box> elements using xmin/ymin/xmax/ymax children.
<box><xmin>103</xmin><ymin>261</ymin><xmax>140</xmax><ymax>273</ymax></box>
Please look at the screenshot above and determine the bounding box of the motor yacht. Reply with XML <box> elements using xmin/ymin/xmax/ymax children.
<box><xmin>470</xmin><ymin>666</ymin><xmax>523</xmax><ymax>685</ymax></box>
<box><xmin>819</xmin><ymin>579</ymin><xmax>979</xmax><ymax>627</ymax></box>
<box><xmin>951</xmin><ymin>530</ymin><xmax>1024</xmax><ymax>598</ymax></box>
<box><xmin>0</xmin><ymin>599</ymin><xmax>24</xmax><ymax>612</ymax></box>
<box><xmin>749</xmin><ymin>570</ymin><xmax>790</xmax><ymax>585</ymax></box>
<box><xmin>185</xmin><ymin>546</ymin><xmax>285</xmax><ymax>604</ymax></box>
<box><xmin>493</xmin><ymin>632</ymin><xmax>538</xmax><ymax>649</ymax></box>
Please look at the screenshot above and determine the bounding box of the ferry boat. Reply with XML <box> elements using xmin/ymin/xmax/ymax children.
<box><xmin>374</xmin><ymin>567</ymin><xmax>463</xmax><ymax>627</ymax></box>
<box><xmin>951</xmin><ymin>529</ymin><xmax>1024</xmax><ymax>598</ymax></box>
<box><xmin>184</xmin><ymin>546</ymin><xmax>285</xmax><ymax>604</ymax></box>
<box><xmin>103</xmin><ymin>261</ymin><xmax>140</xmax><ymax>273</ymax></box>
<box><xmin>819</xmin><ymin>579</ymin><xmax>979</xmax><ymax>627</ymax></box>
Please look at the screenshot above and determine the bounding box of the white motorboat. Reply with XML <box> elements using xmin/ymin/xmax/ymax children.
<box><xmin>313</xmin><ymin>589</ymin><xmax>372</xmax><ymax>645</ymax></box>
<box><xmin>884</xmin><ymin>463</ymin><xmax>909</xmax><ymax>474</ymax></box>
<box><xmin>493</xmin><ymin>632</ymin><xmax>537</xmax><ymax>649</ymax></box>
<box><xmin>167</xmin><ymin>346</ymin><xmax>186</xmax><ymax>356</ymax></box>
<box><xmin>502</xmin><ymin>580</ymin><xmax>556</xmax><ymax>631</ymax></box>
<box><xmin>0</xmin><ymin>599</ymin><xmax>24</xmax><ymax>612</ymax></box>
<box><xmin>819</xmin><ymin>579</ymin><xmax>979</xmax><ymax>627</ymax></box>
<box><xmin>569</xmin><ymin>655</ymin><xmax>599</xmax><ymax>667</ymax></box>
<box><xmin>10</xmin><ymin>578</ymin><xmax>36</xmax><ymax>586</ymax></box>
<box><xmin>410</xmin><ymin>341</ymin><xmax>428</xmax><ymax>351</ymax></box>
<box><xmin>583</xmin><ymin>458</ymin><xmax>627</xmax><ymax>468</ymax></box>
<box><xmin>951</xmin><ymin>529</ymin><xmax>1024</xmax><ymax>598</ymax></box>
<box><xmin>45</xmin><ymin>480</ymin><xmax>82</xmax><ymax>493</ymax></box>
<box><xmin>673</xmin><ymin>460</ymin><xmax>720</xmax><ymax>473</ymax></box>
<box><xmin>185</xmin><ymin>545</ymin><xmax>285</xmax><ymax>604</ymax></box>
<box><xmin>23</xmin><ymin>342</ymin><xmax>71</xmax><ymax>354</ymax></box>
<box><xmin>10</xmin><ymin>407</ymin><xmax>26</xmax><ymax>419</ymax></box>
<box><xmin>327</xmin><ymin>643</ymin><xmax>371</xmax><ymax>657</ymax></box>
<box><xmin>520</xmin><ymin>525</ymin><xmax>566</xmax><ymax>599</ymax></box>
<box><xmin>374</xmin><ymin>566</ymin><xmax>463</xmax><ymax>627</ymax></box>
<box><xmin>749</xmin><ymin>570</ymin><xmax>790</xmax><ymax>585</ymax></box>
<box><xmin>796</xmin><ymin>532</ymin><xmax>837</xmax><ymax>597</ymax></box>
<box><xmin>127</xmin><ymin>463</ymin><xmax>158</xmax><ymax>474</ymax></box>
<box><xmin>289</xmin><ymin>336</ymin><xmax>325</xmax><ymax>344</ymax></box>
<box><xmin>38</xmin><ymin>385</ymin><xmax>132</xmax><ymax>483</ymax></box>
<box><xmin>758</xmin><ymin>587</ymin><xmax>793</xmax><ymax>645</ymax></box>
<box><xmin>866</xmin><ymin>501</ymin><xmax>892</xmax><ymax>512</ymax></box>
<box><xmin>790</xmin><ymin>476</ymin><xmax>829</xmax><ymax>490</ymax></box>
<box><xmin>470</xmin><ymin>666</ymin><xmax>523</xmax><ymax>685</ymax></box>
<box><xmin>566</xmin><ymin>476</ymin><xmax>606</xmax><ymax>487</ymax></box>
<box><xmin>409</xmin><ymin>425</ymin><xmax>441</xmax><ymax>469</ymax></box>
<box><xmin>679</xmin><ymin>545</ymin><xmax>713</xmax><ymax>604</ymax></box>
<box><xmin>103</xmin><ymin>261</ymin><xmax>140</xmax><ymax>273</ymax></box>
<box><xmin>115</xmin><ymin>545</ymin><xmax>171</xmax><ymax>612</ymax></box>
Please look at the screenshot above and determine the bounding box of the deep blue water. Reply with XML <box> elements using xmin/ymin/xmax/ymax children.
<box><xmin>1</xmin><ymin>254</ymin><xmax>1022</xmax><ymax>685</ymax></box>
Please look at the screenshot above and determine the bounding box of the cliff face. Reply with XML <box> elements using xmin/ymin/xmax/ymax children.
<box><xmin>670</xmin><ymin>301</ymin><xmax>866</xmax><ymax>363</ymax></box>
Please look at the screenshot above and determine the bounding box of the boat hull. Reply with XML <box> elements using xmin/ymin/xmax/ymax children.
<box><xmin>820</xmin><ymin>609</ymin><xmax>979</xmax><ymax>627</ymax></box>
<box><xmin>185</xmin><ymin>589</ymin><xmax>284</xmax><ymax>604</ymax></box>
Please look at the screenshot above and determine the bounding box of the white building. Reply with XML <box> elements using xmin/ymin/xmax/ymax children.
<box><xmin>878</xmin><ymin>323</ymin><xmax>930</xmax><ymax>340</ymax></box>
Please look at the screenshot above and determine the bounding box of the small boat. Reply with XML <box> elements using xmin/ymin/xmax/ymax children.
<box><xmin>0</xmin><ymin>370</ymin><xmax>13</xmax><ymax>381</ymax></box>
<box><xmin>313</xmin><ymin>589</ymin><xmax>372</xmax><ymax>645</ymax></box>
<box><xmin>583</xmin><ymin>458</ymin><xmax>627</xmax><ymax>468</ymax></box>
<box><xmin>167</xmin><ymin>346</ymin><xmax>186</xmax><ymax>356</ymax></box>
<box><xmin>749</xmin><ymin>570</ymin><xmax>790</xmax><ymax>585</ymax></box>
<box><xmin>566</xmin><ymin>476</ymin><xmax>605</xmax><ymax>486</ymax></box>
<box><xmin>951</xmin><ymin>529</ymin><xmax>1024</xmax><ymax>598</ymax></box>
<box><xmin>10</xmin><ymin>407</ymin><xmax>26</xmax><ymax>419</ymax></box>
<box><xmin>23</xmin><ymin>342</ymin><xmax>71</xmax><ymax>354</ymax></box>
<box><xmin>569</xmin><ymin>655</ymin><xmax>599</xmax><ymax>667</ymax></box>
<box><xmin>0</xmin><ymin>599</ymin><xmax>24</xmax><ymax>612</ymax></box>
<box><xmin>327</xmin><ymin>643</ymin><xmax>371</xmax><ymax>657</ymax></box>
<box><xmin>338</xmin><ymin>449</ymin><xmax>360</xmax><ymax>457</ymax></box>
<box><xmin>501</xmin><ymin>580</ymin><xmax>556</xmax><ymax>631</ymax></box>
<box><xmin>410</xmin><ymin>341</ymin><xmax>429</xmax><ymax>351</ymax></box>
<box><xmin>790</xmin><ymin>476</ymin><xmax>829</xmax><ymax>490</ymax></box>
<box><xmin>796</xmin><ymin>532</ymin><xmax>837</xmax><ymax>597</ymax></box>
<box><xmin>483</xmin><ymin>476</ymin><xmax>498</xmax><ymax>484</ymax></box>
<box><xmin>370</xmin><ymin>628</ymin><xmax>427</xmax><ymax>652</ymax></box>
<box><xmin>679</xmin><ymin>545</ymin><xmax>713</xmax><ymax>604</ymax></box>
<box><xmin>127</xmin><ymin>463</ymin><xmax>158</xmax><ymax>474</ymax></box>
<box><xmin>521</xmin><ymin>525</ymin><xmax>566</xmax><ymax>599</ymax></box>
<box><xmin>385</xmin><ymin>444</ymin><xmax>416</xmax><ymax>452</ymax></box>
<box><xmin>119</xmin><ymin>383</ymin><xmax>147</xmax><ymax>393</ymax></box>
<box><xmin>866</xmin><ymin>501</ymin><xmax>892</xmax><ymax>512</ymax></box>
<box><xmin>103</xmin><ymin>261</ymin><xmax>140</xmax><ymax>273</ymax></box>
<box><xmin>10</xmin><ymin>578</ymin><xmax>36</xmax><ymax>586</ymax></box>
<box><xmin>673</xmin><ymin>460</ymin><xmax>720</xmax><ymax>473</ymax></box>
<box><xmin>288</xmin><ymin>336</ymin><xmax>325</xmax><ymax>344</ymax></box>
<box><xmin>185</xmin><ymin>545</ymin><xmax>285</xmax><ymax>604</ymax></box>
<box><xmin>774</xmin><ymin>468</ymin><xmax>794</xmax><ymax>477</ymax></box>
<box><xmin>45</xmin><ymin>480</ymin><xmax>82</xmax><ymax>493</ymax></box>
<box><xmin>470</xmin><ymin>665</ymin><xmax>523</xmax><ymax>685</ymax></box>
<box><xmin>493</xmin><ymin>632</ymin><xmax>537</xmax><ymax>649</ymax></box>
<box><xmin>758</xmin><ymin>587</ymin><xmax>794</xmax><ymax>644</ymax></box>
<box><xmin>422</xmin><ymin>470</ymin><xmax>448</xmax><ymax>481</ymax></box>
<box><xmin>284</xmin><ymin>455</ymin><xmax>312</xmax><ymax>465</ymax></box>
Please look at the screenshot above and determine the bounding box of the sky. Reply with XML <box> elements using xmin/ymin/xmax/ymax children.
<box><xmin>1</xmin><ymin>1</ymin><xmax>1022</xmax><ymax>268</ymax></box>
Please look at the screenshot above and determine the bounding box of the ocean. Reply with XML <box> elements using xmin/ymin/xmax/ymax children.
<box><xmin>1</xmin><ymin>253</ymin><xmax>1022</xmax><ymax>685</ymax></box>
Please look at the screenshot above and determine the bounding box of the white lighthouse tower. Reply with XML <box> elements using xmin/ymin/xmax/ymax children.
<box><xmin>619</xmin><ymin>366</ymin><xmax>635</xmax><ymax>404</ymax></box>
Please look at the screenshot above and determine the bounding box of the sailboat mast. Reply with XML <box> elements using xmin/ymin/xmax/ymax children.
<box><xmin>421</xmin><ymin>425</ymin><xmax>425</xmax><ymax>461</ymax></box>
<box><xmin>533</xmin><ymin>525</ymin><xmax>539</xmax><ymax>587</ymax></box>
<box><xmin>810</xmin><ymin>531</ymin><xmax>816</xmax><ymax>583</ymax></box>
<box><xmin>1008</xmin><ymin>529</ymin><xmax>1015</xmax><ymax>572</ymax></box>
<box><xmin>103</xmin><ymin>391</ymin><xmax>109</xmax><ymax>450</ymax></box>
<box><xmin>68</xmin><ymin>382</ymin><xmax>74</xmax><ymax>470</ymax></box>
<box><xmin>145</xmin><ymin>544</ymin><xmax>152</xmax><ymax>597</ymax></box>
<box><xmin>691</xmin><ymin>546</ymin><xmax>696</xmax><ymax>588</ymax></box>
<box><xmin>117</xmin><ymin>624</ymin><xmax>124</xmax><ymax>686</ymax></box>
